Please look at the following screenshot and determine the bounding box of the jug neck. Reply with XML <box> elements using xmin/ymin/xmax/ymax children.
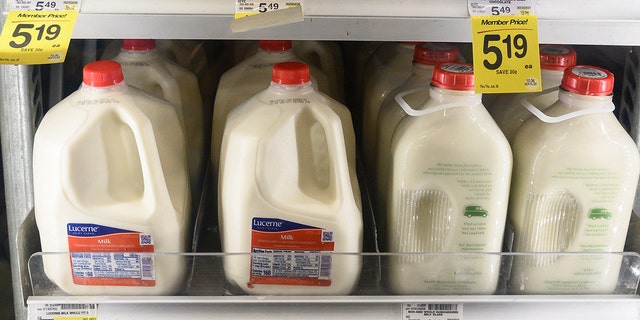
<box><xmin>541</xmin><ymin>68</ymin><xmax>565</xmax><ymax>90</ymax></box>
<box><xmin>119</xmin><ymin>48</ymin><xmax>162</xmax><ymax>62</ymax></box>
<box><xmin>256</xmin><ymin>48</ymin><xmax>296</xmax><ymax>61</ymax></box>
<box><xmin>80</xmin><ymin>81</ymin><xmax>128</xmax><ymax>95</ymax></box>
<box><xmin>269</xmin><ymin>81</ymin><xmax>315</xmax><ymax>92</ymax></box>
<box><xmin>558</xmin><ymin>89</ymin><xmax>613</xmax><ymax>110</ymax></box>
<box><xmin>429</xmin><ymin>85</ymin><xmax>481</xmax><ymax>103</ymax></box>
<box><xmin>411</xmin><ymin>63</ymin><xmax>436</xmax><ymax>78</ymax></box>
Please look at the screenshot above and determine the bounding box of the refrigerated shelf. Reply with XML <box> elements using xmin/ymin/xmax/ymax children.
<box><xmin>1</xmin><ymin>1</ymin><xmax>640</xmax><ymax>319</ymax></box>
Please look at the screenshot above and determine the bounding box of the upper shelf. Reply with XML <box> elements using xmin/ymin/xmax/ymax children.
<box><xmin>55</xmin><ymin>0</ymin><xmax>640</xmax><ymax>45</ymax></box>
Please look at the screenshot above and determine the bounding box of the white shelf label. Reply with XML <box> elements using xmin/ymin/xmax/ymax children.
<box><xmin>11</xmin><ymin>0</ymin><xmax>79</xmax><ymax>11</ymax></box>
<box><xmin>402</xmin><ymin>303</ymin><xmax>463</xmax><ymax>320</ymax></box>
<box><xmin>29</xmin><ymin>303</ymin><xmax>98</xmax><ymax>320</ymax></box>
<box><xmin>468</xmin><ymin>0</ymin><xmax>538</xmax><ymax>16</ymax></box>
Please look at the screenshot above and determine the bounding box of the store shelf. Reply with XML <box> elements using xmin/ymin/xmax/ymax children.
<box><xmin>51</xmin><ymin>0</ymin><xmax>638</xmax><ymax>44</ymax></box>
<box><xmin>25</xmin><ymin>252</ymin><xmax>640</xmax><ymax>319</ymax></box>
<box><xmin>26</xmin><ymin>295</ymin><xmax>640</xmax><ymax>320</ymax></box>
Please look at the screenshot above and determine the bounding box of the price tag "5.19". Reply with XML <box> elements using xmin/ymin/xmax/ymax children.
<box><xmin>0</xmin><ymin>10</ymin><xmax>77</xmax><ymax>64</ymax></box>
<box><xmin>471</xmin><ymin>15</ymin><xmax>541</xmax><ymax>93</ymax></box>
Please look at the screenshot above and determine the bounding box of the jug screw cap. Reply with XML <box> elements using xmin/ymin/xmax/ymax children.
<box><xmin>260</xmin><ymin>40</ymin><xmax>292</xmax><ymax>51</ymax></box>
<box><xmin>122</xmin><ymin>39</ymin><xmax>156</xmax><ymax>51</ymax></box>
<box><xmin>431</xmin><ymin>63</ymin><xmax>475</xmax><ymax>91</ymax></box>
<box><xmin>414</xmin><ymin>43</ymin><xmax>459</xmax><ymax>66</ymax></box>
<box><xmin>561</xmin><ymin>65</ymin><xmax>614</xmax><ymax>96</ymax></box>
<box><xmin>83</xmin><ymin>60</ymin><xmax>124</xmax><ymax>87</ymax></box>
<box><xmin>272</xmin><ymin>62</ymin><xmax>311</xmax><ymax>85</ymax></box>
<box><xmin>540</xmin><ymin>45</ymin><xmax>577</xmax><ymax>71</ymax></box>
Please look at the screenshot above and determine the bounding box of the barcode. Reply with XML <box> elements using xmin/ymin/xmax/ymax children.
<box><xmin>428</xmin><ymin>304</ymin><xmax>458</xmax><ymax>311</ymax></box>
<box><xmin>141</xmin><ymin>256</ymin><xmax>155</xmax><ymax>280</ymax></box>
<box><xmin>319</xmin><ymin>254</ymin><xmax>332</xmax><ymax>279</ymax></box>
<box><xmin>60</xmin><ymin>303</ymin><xmax>96</xmax><ymax>310</ymax></box>
<box><xmin>322</xmin><ymin>231</ymin><xmax>333</xmax><ymax>242</ymax></box>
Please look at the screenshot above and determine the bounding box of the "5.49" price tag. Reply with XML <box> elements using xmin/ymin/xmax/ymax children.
<box><xmin>471</xmin><ymin>15</ymin><xmax>541</xmax><ymax>93</ymax></box>
<box><xmin>0</xmin><ymin>10</ymin><xmax>77</xmax><ymax>64</ymax></box>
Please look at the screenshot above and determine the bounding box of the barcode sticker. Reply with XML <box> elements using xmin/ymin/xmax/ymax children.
<box><xmin>29</xmin><ymin>303</ymin><xmax>98</xmax><ymax>320</ymax></box>
<box><xmin>402</xmin><ymin>303</ymin><xmax>463</xmax><ymax>320</ymax></box>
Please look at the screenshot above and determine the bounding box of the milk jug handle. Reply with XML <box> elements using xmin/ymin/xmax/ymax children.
<box><xmin>521</xmin><ymin>93</ymin><xmax>615</xmax><ymax>124</ymax></box>
<box><xmin>148</xmin><ymin>65</ymin><xmax>187</xmax><ymax>127</ymax></box>
<box><xmin>394</xmin><ymin>87</ymin><xmax>482</xmax><ymax>117</ymax></box>
<box><xmin>121</xmin><ymin>110</ymin><xmax>172</xmax><ymax>207</ymax></box>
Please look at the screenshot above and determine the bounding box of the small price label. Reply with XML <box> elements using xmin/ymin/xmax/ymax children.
<box><xmin>235</xmin><ymin>0</ymin><xmax>302</xmax><ymax>19</ymax></box>
<box><xmin>0</xmin><ymin>10</ymin><xmax>77</xmax><ymax>64</ymax></box>
<box><xmin>471</xmin><ymin>15</ymin><xmax>541</xmax><ymax>93</ymax></box>
<box><xmin>468</xmin><ymin>0</ymin><xmax>538</xmax><ymax>16</ymax></box>
<box><xmin>29</xmin><ymin>302</ymin><xmax>98</xmax><ymax>320</ymax></box>
<box><xmin>402</xmin><ymin>303</ymin><xmax>463</xmax><ymax>320</ymax></box>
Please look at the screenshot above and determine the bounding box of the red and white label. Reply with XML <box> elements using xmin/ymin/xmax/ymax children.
<box><xmin>67</xmin><ymin>223</ymin><xmax>155</xmax><ymax>286</ymax></box>
<box><xmin>249</xmin><ymin>218</ymin><xmax>335</xmax><ymax>287</ymax></box>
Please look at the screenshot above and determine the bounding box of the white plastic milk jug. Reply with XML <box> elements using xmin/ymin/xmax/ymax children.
<box><xmin>219</xmin><ymin>62</ymin><xmax>362</xmax><ymax>295</ymax></box>
<box><xmin>373</xmin><ymin>44</ymin><xmax>461</xmax><ymax>245</ymax></box>
<box><xmin>33</xmin><ymin>60</ymin><xmax>190</xmax><ymax>295</ymax></box>
<box><xmin>112</xmin><ymin>39</ymin><xmax>204</xmax><ymax>196</ymax></box>
<box><xmin>508</xmin><ymin>65</ymin><xmax>640</xmax><ymax>294</ymax></box>
<box><xmin>488</xmin><ymin>44</ymin><xmax>577</xmax><ymax>143</ymax></box>
<box><xmin>361</xmin><ymin>42</ymin><xmax>421</xmax><ymax>173</ymax></box>
<box><xmin>386</xmin><ymin>63</ymin><xmax>512</xmax><ymax>294</ymax></box>
<box><xmin>231</xmin><ymin>40</ymin><xmax>344</xmax><ymax>102</ymax></box>
<box><xmin>211</xmin><ymin>40</ymin><xmax>331</xmax><ymax>179</ymax></box>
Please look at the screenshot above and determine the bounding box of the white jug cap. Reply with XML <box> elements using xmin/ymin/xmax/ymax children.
<box><xmin>431</xmin><ymin>63</ymin><xmax>475</xmax><ymax>91</ymax></box>
<box><xmin>413</xmin><ymin>43</ymin><xmax>459</xmax><ymax>66</ymax></box>
<box><xmin>540</xmin><ymin>44</ymin><xmax>577</xmax><ymax>71</ymax></box>
<box><xmin>83</xmin><ymin>60</ymin><xmax>124</xmax><ymax>87</ymax></box>
<box><xmin>561</xmin><ymin>65</ymin><xmax>614</xmax><ymax>96</ymax></box>
<box><xmin>259</xmin><ymin>40</ymin><xmax>292</xmax><ymax>51</ymax></box>
<box><xmin>272</xmin><ymin>62</ymin><xmax>310</xmax><ymax>85</ymax></box>
<box><xmin>122</xmin><ymin>39</ymin><xmax>157</xmax><ymax>51</ymax></box>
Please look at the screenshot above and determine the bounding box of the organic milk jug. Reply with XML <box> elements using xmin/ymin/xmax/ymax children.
<box><xmin>112</xmin><ymin>39</ymin><xmax>204</xmax><ymax>197</ymax></box>
<box><xmin>219</xmin><ymin>62</ymin><xmax>362</xmax><ymax>295</ymax></box>
<box><xmin>386</xmin><ymin>63</ymin><xmax>512</xmax><ymax>294</ymax></box>
<box><xmin>211</xmin><ymin>40</ymin><xmax>331</xmax><ymax>179</ymax></box>
<box><xmin>489</xmin><ymin>44</ymin><xmax>577</xmax><ymax>143</ymax></box>
<box><xmin>373</xmin><ymin>44</ymin><xmax>460</xmax><ymax>246</ymax></box>
<box><xmin>33</xmin><ymin>60</ymin><xmax>190</xmax><ymax>295</ymax></box>
<box><xmin>509</xmin><ymin>65</ymin><xmax>640</xmax><ymax>294</ymax></box>
<box><xmin>361</xmin><ymin>42</ymin><xmax>420</xmax><ymax>173</ymax></box>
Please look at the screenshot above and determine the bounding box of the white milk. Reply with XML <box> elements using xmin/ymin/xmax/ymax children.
<box><xmin>488</xmin><ymin>45</ymin><xmax>577</xmax><ymax>143</ymax></box>
<box><xmin>509</xmin><ymin>65</ymin><xmax>640</xmax><ymax>294</ymax></box>
<box><xmin>361</xmin><ymin>42</ymin><xmax>419</xmax><ymax>174</ymax></box>
<box><xmin>112</xmin><ymin>39</ymin><xmax>204</xmax><ymax>198</ymax></box>
<box><xmin>373</xmin><ymin>44</ymin><xmax>461</xmax><ymax>247</ymax></box>
<box><xmin>231</xmin><ymin>40</ymin><xmax>344</xmax><ymax>102</ymax></box>
<box><xmin>386</xmin><ymin>64</ymin><xmax>512</xmax><ymax>294</ymax></box>
<box><xmin>219</xmin><ymin>62</ymin><xmax>362</xmax><ymax>295</ymax></box>
<box><xmin>33</xmin><ymin>60</ymin><xmax>190</xmax><ymax>295</ymax></box>
<box><xmin>211</xmin><ymin>40</ymin><xmax>331</xmax><ymax>180</ymax></box>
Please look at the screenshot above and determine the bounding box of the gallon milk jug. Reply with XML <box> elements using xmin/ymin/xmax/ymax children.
<box><xmin>373</xmin><ymin>44</ymin><xmax>461</xmax><ymax>245</ymax></box>
<box><xmin>361</xmin><ymin>42</ymin><xmax>422</xmax><ymax>173</ymax></box>
<box><xmin>386</xmin><ymin>63</ymin><xmax>512</xmax><ymax>294</ymax></box>
<box><xmin>489</xmin><ymin>44</ymin><xmax>577</xmax><ymax>143</ymax></box>
<box><xmin>211</xmin><ymin>40</ymin><xmax>331</xmax><ymax>180</ymax></box>
<box><xmin>112</xmin><ymin>39</ymin><xmax>204</xmax><ymax>198</ymax></box>
<box><xmin>509</xmin><ymin>65</ymin><xmax>640</xmax><ymax>294</ymax></box>
<box><xmin>219</xmin><ymin>62</ymin><xmax>362</xmax><ymax>295</ymax></box>
<box><xmin>231</xmin><ymin>40</ymin><xmax>344</xmax><ymax>103</ymax></box>
<box><xmin>33</xmin><ymin>60</ymin><xmax>190</xmax><ymax>295</ymax></box>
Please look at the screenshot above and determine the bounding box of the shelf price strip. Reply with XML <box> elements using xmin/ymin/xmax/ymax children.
<box><xmin>29</xmin><ymin>303</ymin><xmax>98</xmax><ymax>320</ymax></box>
<box><xmin>402</xmin><ymin>303</ymin><xmax>463</xmax><ymax>320</ymax></box>
<box><xmin>469</xmin><ymin>0</ymin><xmax>542</xmax><ymax>93</ymax></box>
<box><xmin>0</xmin><ymin>0</ymin><xmax>78</xmax><ymax>65</ymax></box>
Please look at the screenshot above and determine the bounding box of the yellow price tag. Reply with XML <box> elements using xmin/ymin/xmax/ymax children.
<box><xmin>471</xmin><ymin>15</ymin><xmax>541</xmax><ymax>93</ymax></box>
<box><xmin>0</xmin><ymin>10</ymin><xmax>77</xmax><ymax>65</ymax></box>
